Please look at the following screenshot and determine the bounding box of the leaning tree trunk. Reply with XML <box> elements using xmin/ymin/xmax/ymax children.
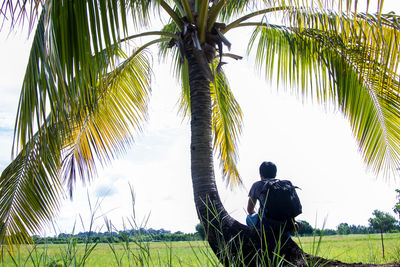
<box><xmin>183</xmin><ymin>22</ymin><xmax>398</xmax><ymax>267</ymax></box>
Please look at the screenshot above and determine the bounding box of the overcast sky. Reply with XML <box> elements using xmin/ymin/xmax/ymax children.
<box><xmin>0</xmin><ymin>1</ymin><xmax>400</xmax><ymax>236</ymax></box>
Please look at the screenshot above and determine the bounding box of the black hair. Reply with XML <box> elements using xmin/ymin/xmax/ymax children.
<box><xmin>259</xmin><ymin>161</ymin><xmax>277</xmax><ymax>178</ymax></box>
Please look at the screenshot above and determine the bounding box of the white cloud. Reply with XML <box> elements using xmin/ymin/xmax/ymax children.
<box><xmin>94</xmin><ymin>184</ymin><xmax>118</xmax><ymax>198</ymax></box>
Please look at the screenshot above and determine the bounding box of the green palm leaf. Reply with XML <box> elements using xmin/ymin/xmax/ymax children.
<box><xmin>62</xmin><ymin>49</ymin><xmax>152</xmax><ymax>195</ymax></box>
<box><xmin>177</xmin><ymin>59</ymin><xmax>191</xmax><ymax>118</ymax></box>
<box><xmin>1</xmin><ymin>47</ymin><xmax>151</xmax><ymax>251</ymax></box>
<box><xmin>0</xmin><ymin>123</ymin><xmax>63</xmax><ymax>252</ymax></box>
<box><xmin>210</xmin><ymin>64</ymin><xmax>243</xmax><ymax>187</ymax></box>
<box><xmin>247</xmin><ymin>9</ymin><xmax>400</xmax><ymax>176</ymax></box>
<box><xmin>288</xmin><ymin>10</ymin><xmax>400</xmax><ymax>176</ymax></box>
<box><xmin>13</xmin><ymin>0</ymin><xmax>156</xmax><ymax>153</ymax></box>
<box><xmin>0</xmin><ymin>0</ymin><xmax>43</xmax><ymax>30</ymax></box>
<box><xmin>14</xmin><ymin>6</ymin><xmax>108</xmax><ymax>153</ymax></box>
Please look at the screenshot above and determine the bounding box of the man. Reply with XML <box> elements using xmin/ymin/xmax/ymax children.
<box><xmin>247</xmin><ymin>161</ymin><xmax>277</xmax><ymax>226</ymax></box>
<box><xmin>246</xmin><ymin>161</ymin><xmax>301</xmax><ymax>236</ymax></box>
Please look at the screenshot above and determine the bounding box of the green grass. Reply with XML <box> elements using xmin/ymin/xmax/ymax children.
<box><xmin>2</xmin><ymin>233</ymin><xmax>400</xmax><ymax>266</ymax></box>
<box><xmin>296</xmin><ymin>232</ymin><xmax>400</xmax><ymax>265</ymax></box>
<box><xmin>1</xmin><ymin>241</ymin><xmax>218</xmax><ymax>267</ymax></box>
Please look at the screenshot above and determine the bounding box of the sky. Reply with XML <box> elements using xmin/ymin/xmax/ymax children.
<box><xmin>0</xmin><ymin>1</ymin><xmax>400</xmax><ymax>236</ymax></box>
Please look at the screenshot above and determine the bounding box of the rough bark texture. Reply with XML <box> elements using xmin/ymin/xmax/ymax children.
<box><xmin>183</xmin><ymin>26</ymin><xmax>400</xmax><ymax>267</ymax></box>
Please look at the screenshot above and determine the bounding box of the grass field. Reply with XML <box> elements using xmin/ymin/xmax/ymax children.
<box><xmin>2</xmin><ymin>233</ymin><xmax>400</xmax><ymax>266</ymax></box>
<box><xmin>296</xmin><ymin>233</ymin><xmax>400</xmax><ymax>265</ymax></box>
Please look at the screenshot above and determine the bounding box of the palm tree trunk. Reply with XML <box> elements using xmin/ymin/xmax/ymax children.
<box><xmin>186</xmin><ymin>53</ymin><xmax>242</xmax><ymax>265</ymax></box>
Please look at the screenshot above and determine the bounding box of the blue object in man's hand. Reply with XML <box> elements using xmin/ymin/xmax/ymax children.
<box><xmin>246</xmin><ymin>213</ymin><xmax>259</xmax><ymax>226</ymax></box>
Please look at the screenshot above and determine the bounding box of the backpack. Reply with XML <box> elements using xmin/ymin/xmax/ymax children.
<box><xmin>260</xmin><ymin>179</ymin><xmax>302</xmax><ymax>221</ymax></box>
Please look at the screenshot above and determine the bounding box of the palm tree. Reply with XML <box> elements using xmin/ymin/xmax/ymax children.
<box><xmin>1</xmin><ymin>0</ymin><xmax>400</xmax><ymax>265</ymax></box>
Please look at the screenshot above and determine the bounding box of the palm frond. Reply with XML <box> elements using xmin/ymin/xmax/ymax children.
<box><xmin>13</xmin><ymin>2</ymin><xmax>124</xmax><ymax>153</ymax></box>
<box><xmin>247</xmin><ymin>8</ymin><xmax>400</xmax><ymax>176</ymax></box>
<box><xmin>158</xmin><ymin>20</ymin><xmax>180</xmax><ymax>61</ymax></box>
<box><xmin>216</xmin><ymin>0</ymin><xmax>383</xmax><ymax>27</ymax></box>
<box><xmin>0</xmin><ymin>122</ymin><xmax>63</xmax><ymax>253</ymax></box>
<box><xmin>0</xmin><ymin>47</ymin><xmax>151</xmax><ymax>252</ymax></box>
<box><xmin>127</xmin><ymin>0</ymin><xmax>154</xmax><ymax>29</ymax></box>
<box><xmin>287</xmin><ymin>9</ymin><xmax>400</xmax><ymax>176</ymax></box>
<box><xmin>61</xmin><ymin>49</ymin><xmax>152</xmax><ymax>195</ymax></box>
<box><xmin>158</xmin><ymin>21</ymin><xmax>192</xmax><ymax>116</ymax></box>
<box><xmin>180</xmin><ymin>0</ymin><xmax>194</xmax><ymax>23</ymax></box>
<box><xmin>47</xmin><ymin>0</ymin><xmax>121</xmax><ymax>80</ymax></box>
<box><xmin>210</xmin><ymin>63</ymin><xmax>243</xmax><ymax>187</ymax></box>
<box><xmin>217</xmin><ymin>0</ymin><xmax>258</xmax><ymax>22</ymax></box>
<box><xmin>0</xmin><ymin>0</ymin><xmax>43</xmax><ymax>31</ymax></box>
<box><xmin>215</xmin><ymin>0</ymin><xmax>309</xmax><ymax>23</ymax></box>
<box><xmin>177</xmin><ymin>59</ymin><xmax>191</xmax><ymax>117</ymax></box>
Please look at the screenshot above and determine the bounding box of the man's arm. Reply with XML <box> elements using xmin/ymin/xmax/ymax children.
<box><xmin>247</xmin><ymin>197</ymin><xmax>256</xmax><ymax>214</ymax></box>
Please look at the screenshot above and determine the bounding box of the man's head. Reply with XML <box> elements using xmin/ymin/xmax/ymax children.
<box><xmin>259</xmin><ymin>161</ymin><xmax>277</xmax><ymax>179</ymax></box>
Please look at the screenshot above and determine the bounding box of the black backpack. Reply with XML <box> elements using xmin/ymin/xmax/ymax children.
<box><xmin>260</xmin><ymin>179</ymin><xmax>302</xmax><ymax>221</ymax></box>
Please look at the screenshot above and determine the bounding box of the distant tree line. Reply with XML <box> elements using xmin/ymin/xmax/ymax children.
<box><xmin>298</xmin><ymin>209</ymin><xmax>400</xmax><ymax>236</ymax></box>
<box><xmin>30</xmin><ymin>209</ymin><xmax>399</xmax><ymax>244</ymax></box>
<box><xmin>298</xmin><ymin>221</ymin><xmax>373</xmax><ymax>236</ymax></box>
<box><xmin>32</xmin><ymin>228</ymin><xmax>203</xmax><ymax>244</ymax></box>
